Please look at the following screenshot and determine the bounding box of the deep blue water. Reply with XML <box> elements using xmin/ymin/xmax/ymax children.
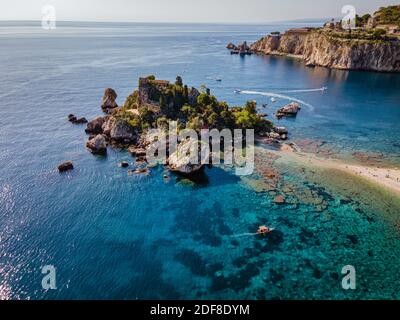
<box><xmin>0</xmin><ymin>21</ymin><xmax>400</xmax><ymax>300</ymax></box>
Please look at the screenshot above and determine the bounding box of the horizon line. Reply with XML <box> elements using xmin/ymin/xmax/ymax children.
<box><xmin>0</xmin><ymin>17</ymin><xmax>330</xmax><ymax>26</ymax></box>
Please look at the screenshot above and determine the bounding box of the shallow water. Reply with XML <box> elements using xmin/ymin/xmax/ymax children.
<box><xmin>0</xmin><ymin>21</ymin><xmax>400</xmax><ymax>300</ymax></box>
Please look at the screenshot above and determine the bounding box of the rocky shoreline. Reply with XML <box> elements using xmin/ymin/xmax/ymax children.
<box><xmin>62</xmin><ymin>76</ymin><xmax>297</xmax><ymax>176</ymax></box>
<box><xmin>248</xmin><ymin>29</ymin><xmax>400</xmax><ymax>72</ymax></box>
<box><xmin>229</xmin><ymin>6</ymin><xmax>400</xmax><ymax>72</ymax></box>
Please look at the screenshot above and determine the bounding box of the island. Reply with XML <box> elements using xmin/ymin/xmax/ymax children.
<box><xmin>228</xmin><ymin>5</ymin><xmax>400</xmax><ymax>72</ymax></box>
<box><xmin>81</xmin><ymin>76</ymin><xmax>292</xmax><ymax>175</ymax></box>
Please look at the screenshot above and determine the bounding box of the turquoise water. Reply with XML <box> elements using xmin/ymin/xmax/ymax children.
<box><xmin>0</xmin><ymin>21</ymin><xmax>400</xmax><ymax>300</ymax></box>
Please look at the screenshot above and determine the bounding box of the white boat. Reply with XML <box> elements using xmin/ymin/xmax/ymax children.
<box><xmin>271</xmin><ymin>97</ymin><xmax>277</xmax><ymax>102</ymax></box>
<box><xmin>234</xmin><ymin>89</ymin><xmax>241</xmax><ymax>94</ymax></box>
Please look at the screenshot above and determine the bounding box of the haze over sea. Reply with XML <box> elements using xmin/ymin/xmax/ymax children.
<box><xmin>0</xmin><ymin>21</ymin><xmax>400</xmax><ymax>300</ymax></box>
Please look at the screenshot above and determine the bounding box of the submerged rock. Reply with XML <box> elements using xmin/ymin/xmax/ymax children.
<box><xmin>276</xmin><ymin>102</ymin><xmax>301</xmax><ymax>119</ymax></box>
<box><xmin>101</xmin><ymin>88</ymin><xmax>118</xmax><ymax>113</ymax></box>
<box><xmin>86</xmin><ymin>134</ymin><xmax>107</xmax><ymax>155</ymax></box>
<box><xmin>128</xmin><ymin>168</ymin><xmax>149</xmax><ymax>175</ymax></box>
<box><xmin>85</xmin><ymin>116</ymin><xmax>106</xmax><ymax>134</ymax></box>
<box><xmin>119</xmin><ymin>161</ymin><xmax>129</xmax><ymax>168</ymax></box>
<box><xmin>128</xmin><ymin>146</ymin><xmax>147</xmax><ymax>157</ymax></box>
<box><xmin>58</xmin><ymin>161</ymin><xmax>74</xmax><ymax>172</ymax></box>
<box><xmin>168</xmin><ymin>138</ymin><xmax>204</xmax><ymax>175</ymax></box>
<box><xmin>68</xmin><ymin>114</ymin><xmax>88</xmax><ymax>124</ymax></box>
<box><xmin>273</xmin><ymin>195</ymin><xmax>286</xmax><ymax>204</ymax></box>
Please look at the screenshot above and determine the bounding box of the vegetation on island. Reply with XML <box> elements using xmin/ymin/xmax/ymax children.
<box><xmin>323</xmin><ymin>28</ymin><xmax>390</xmax><ymax>42</ymax></box>
<box><xmin>375</xmin><ymin>5</ymin><xmax>400</xmax><ymax>26</ymax></box>
<box><xmin>355</xmin><ymin>14</ymin><xmax>372</xmax><ymax>27</ymax></box>
<box><xmin>320</xmin><ymin>5</ymin><xmax>400</xmax><ymax>43</ymax></box>
<box><xmin>116</xmin><ymin>75</ymin><xmax>273</xmax><ymax>135</ymax></box>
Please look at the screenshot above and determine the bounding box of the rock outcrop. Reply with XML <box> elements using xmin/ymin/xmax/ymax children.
<box><xmin>68</xmin><ymin>114</ymin><xmax>88</xmax><ymax>124</ymax></box>
<box><xmin>168</xmin><ymin>138</ymin><xmax>204</xmax><ymax>175</ymax></box>
<box><xmin>86</xmin><ymin>116</ymin><xmax>106</xmax><ymax>134</ymax></box>
<box><xmin>226</xmin><ymin>42</ymin><xmax>237</xmax><ymax>50</ymax></box>
<box><xmin>102</xmin><ymin>117</ymin><xmax>137</xmax><ymax>143</ymax></box>
<box><xmin>86</xmin><ymin>134</ymin><xmax>107</xmax><ymax>155</ymax></box>
<box><xmin>188</xmin><ymin>87</ymin><xmax>200</xmax><ymax>106</ymax></box>
<box><xmin>229</xmin><ymin>41</ymin><xmax>253</xmax><ymax>55</ymax></box>
<box><xmin>276</xmin><ymin>103</ymin><xmax>301</xmax><ymax>119</ymax></box>
<box><xmin>272</xmin><ymin>126</ymin><xmax>288</xmax><ymax>140</ymax></box>
<box><xmin>101</xmin><ymin>88</ymin><xmax>118</xmax><ymax>113</ymax></box>
<box><xmin>58</xmin><ymin>161</ymin><xmax>74</xmax><ymax>172</ymax></box>
<box><xmin>250</xmin><ymin>28</ymin><xmax>400</xmax><ymax>72</ymax></box>
<box><xmin>119</xmin><ymin>161</ymin><xmax>129</xmax><ymax>168</ymax></box>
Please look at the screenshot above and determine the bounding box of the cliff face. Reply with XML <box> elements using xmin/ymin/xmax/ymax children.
<box><xmin>250</xmin><ymin>30</ymin><xmax>400</xmax><ymax>72</ymax></box>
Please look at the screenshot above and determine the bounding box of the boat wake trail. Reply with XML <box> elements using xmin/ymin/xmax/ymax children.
<box><xmin>240</xmin><ymin>90</ymin><xmax>315</xmax><ymax>111</ymax></box>
<box><xmin>230</xmin><ymin>233</ymin><xmax>258</xmax><ymax>238</ymax></box>
<box><xmin>281</xmin><ymin>87</ymin><xmax>327</xmax><ymax>93</ymax></box>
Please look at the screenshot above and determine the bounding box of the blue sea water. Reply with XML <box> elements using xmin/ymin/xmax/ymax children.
<box><xmin>0</xmin><ymin>21</ymin><xmax>400</xmax><ymax>300</ymax></box>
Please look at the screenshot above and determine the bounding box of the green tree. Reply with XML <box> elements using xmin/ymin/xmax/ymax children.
<box><xmin>183</xmin><ymin>85</ymin><xmax>189</xmax><ymax>104</ymax></box>
<box><xmin>187</xmin><ymin>116</ymin><xmax>205</xmax><ymax>131</ymax></box>
<box><xmin>207</xmin><ymin>112</ymin><xmax>219</xmax><ymax>128</ymax></box>
<box><xmin>139</xmin><ymin>106</ymin><xmax>155</xmax><ymax>128</ymax></box>
<box><xmin>175</xmin><ymin>76</ymin><xmax>183</xmax><ymax>86</ymax></box>
<box><xmin>245</xmin><ymin>100</ymin><xmax>257</xmax><ymax>114</ymax></box>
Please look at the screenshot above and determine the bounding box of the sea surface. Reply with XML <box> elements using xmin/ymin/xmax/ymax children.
<box><xmin>0</xmin><ymin>21</ymin><xmax>400</xmax><ymax>300</ymax></box>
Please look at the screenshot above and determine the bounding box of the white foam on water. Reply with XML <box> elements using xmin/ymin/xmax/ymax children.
<box><xmin>240</xmin><ymin>90</ymin><xmax>315</xmax><ymax>111</ymax></box>
<box><xmin>281</xmin><ymin>87</ymin><xmax>327</xmax><ymax>93</ymax></box>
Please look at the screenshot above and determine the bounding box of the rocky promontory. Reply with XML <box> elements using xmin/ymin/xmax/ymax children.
<box><xmin>234</xmin><ymin>5</ymin><xmax>400</xmax><ymax>72</ymax></box>
<box><xmin>250</xmin><ymin>28</ymin><xmax>400</xmax><ymax>72</ymax></box>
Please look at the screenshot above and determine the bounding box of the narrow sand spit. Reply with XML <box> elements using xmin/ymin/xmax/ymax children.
<box><xmin>279</xmin><ymin>143</ymin><xmax>400</xmax><ymax>197</ymax></box>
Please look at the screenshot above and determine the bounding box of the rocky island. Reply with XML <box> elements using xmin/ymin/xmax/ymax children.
<box><xmin>230</xmin><ymin>5</ymin><xmax>400</xmax><ymax>72</ymax></box>
<box><xmin>80</xmin><ymin>76</ymin><xmax>290</xmax><ymax>175</ymax></box>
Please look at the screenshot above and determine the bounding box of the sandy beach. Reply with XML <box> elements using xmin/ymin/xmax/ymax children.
<box><xmin>279</xmin><ymin>143</ymin><xmax>400</xmax><ymax>197</ymax></box>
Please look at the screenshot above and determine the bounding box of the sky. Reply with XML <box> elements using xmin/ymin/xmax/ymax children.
<box><xmin>1</xmin><ymin>0</ymin><xmax>399</xmax><ymax>23</ymax></box>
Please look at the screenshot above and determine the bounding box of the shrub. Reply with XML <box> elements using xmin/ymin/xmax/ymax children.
<box><xmin>128</xmin><ymin>116</ymin><xmax>141</xmax><ymax>129</ymax></box>
<box><xmin>371</xmin><ymin>28</ymin><xmax>387</xmax><ymax>39</ymax></box>
<box><xmin>123</xmin><ymin>91</ymin><xmax>139</xmax><ymax>110</ymax></box>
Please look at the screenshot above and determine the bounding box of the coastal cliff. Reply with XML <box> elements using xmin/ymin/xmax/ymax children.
<box><xmin>250</xmin><ymin>29</ymin><xmax>400</xmax><ymax>72</ymax></box>
<box><xmin>245</xmin><ymin>5</ymin><xmax>400</xmax><ymax>72</ymax></box>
